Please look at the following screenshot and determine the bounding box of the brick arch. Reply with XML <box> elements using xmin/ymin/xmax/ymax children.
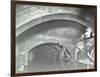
<box><xmin>16</xmin><ymin>13</ymin><xmax>92</xmax><ymax>37</ymax></box>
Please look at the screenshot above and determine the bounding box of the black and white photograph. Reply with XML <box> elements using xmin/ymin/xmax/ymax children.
<box><xmin>11</xmin><ymin>1</ymin><xmax>97</xmax><ymax>76</ymax></box>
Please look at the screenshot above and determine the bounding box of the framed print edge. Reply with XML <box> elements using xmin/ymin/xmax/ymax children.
<box><xmin>11</xmin><ymin>0</ymin><xmax>97</xmax><ymax>77</ymax></box>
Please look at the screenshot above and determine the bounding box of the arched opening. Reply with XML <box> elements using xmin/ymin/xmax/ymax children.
<box><xmin>26</xmin><ymin>43</ymin><xmax>71</xmax><ymax>72</ymax></box>
<box><xmin>28</xmin><ymin>43</ymin><xmax>59</xmax><ymax>65</ymax></box>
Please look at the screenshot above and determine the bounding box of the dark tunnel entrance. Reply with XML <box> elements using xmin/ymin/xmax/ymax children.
<box><xmin>26</xmin><ymin>43</ymin><xmax>72</xmax><ymax>72</ymax></box>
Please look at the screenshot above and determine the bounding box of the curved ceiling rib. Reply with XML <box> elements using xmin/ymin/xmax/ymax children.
<box><xmin>16</xmin><ymin>13</ymin><xmax>93</xmax><ymax>37</ymax></box>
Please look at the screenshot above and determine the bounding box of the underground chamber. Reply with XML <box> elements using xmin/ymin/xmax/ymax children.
<box><xmin>15</xmin><ymin>5</ymin><xmax>95</xmax><ymax>73</ymax></box>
